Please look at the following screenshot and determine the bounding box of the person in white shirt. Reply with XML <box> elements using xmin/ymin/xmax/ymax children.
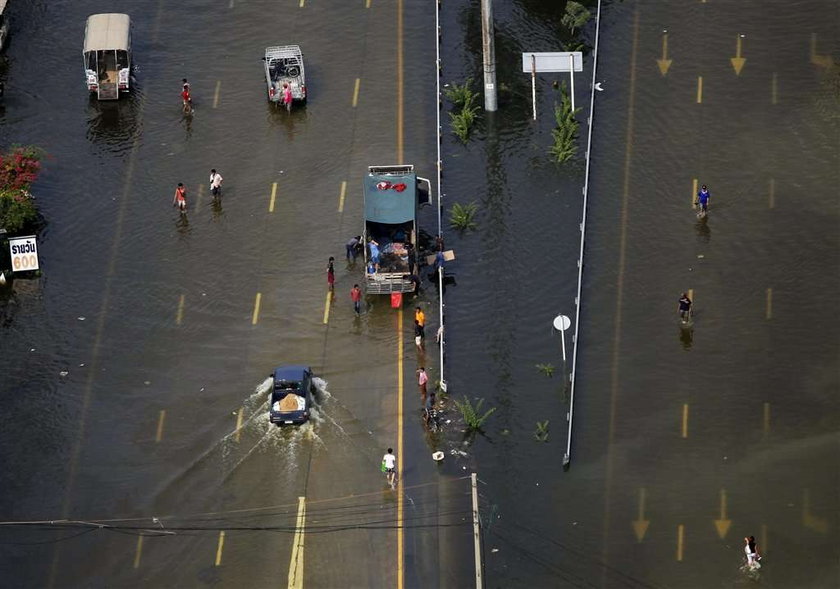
<box><xmin>382</xmin><ymin>448</ymin><xmax>396</xmax><ymax>489</ymax></box>
<box><xmin>744</xmin><ymin>536</ymin><xmax>761</xmax><ymax>569</ymax></box>
<box><xmin>209</xmin><ymin>169</ymin><xmax>223</xmax><ymax>197</ymax></box>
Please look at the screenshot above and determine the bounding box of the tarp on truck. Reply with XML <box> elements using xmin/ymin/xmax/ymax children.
<box><xmin>364</xmin><ymin>170</ymin><xmax>416</xmax><ymax>224</ymax></box>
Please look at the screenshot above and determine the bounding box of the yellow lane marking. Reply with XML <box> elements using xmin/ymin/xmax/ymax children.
<box><xmin>215</xmin><ymin>531</ymin><xmax>225</xmax><ymax>566</ymax></box>
<box><xmin>688</xmin><ymin>288</ymin><xmax>694</xmax><ymax>304</ymax></box>
<box><xmin>763</xmin><ymin>402</ymin><xmax>770</xmax><ymax>436</ymax></box>
<box><xmin>802</xmin><ymin>488</ymin><xmax>829</xmax><ymax>533</ymax></box>
<box><xmin>681</xmin><ymin>403</ymin><xmax>689</xmax><ymax>438</ymax></box>
<box><xmin>769</xmin><ymin>178</ymin><xmax>775</xmax><ymax>209</ymax></box>
<box><xmin>713</xmin><ymin>489</ymin><xmax>732</xmax><ymax>539</ymax></box>
<box><xmin>730</xmin><ymin>35</ymin><xmax>746</xmax><ymax>75</ymax></box>
<box><xmin>176</xmin><ymin>294</ymin><xmax>185</xmax><ymax>325</ymax></box>
<box><xmin>252</xmin><ymin>292</ymin><xmax>262</xmax><ymax>325</ymax></box>
<box><xmin>696</xmin><ymin>76</ymin><xmax>703</xmax><ymax>104</ymax></box>
<box><xmin>338</xmin><ymin>180</ymin><xmax>347</xmax><ymax>213</ymax></box>
<box><xmin>133</xmin><ymin>536</ymin><xmax>143</xmax><ymax>569</ymax></box>
<box><xmin>761</xmin><ymin>524</ymin><xmax>768</xmax><ymax>555</ymax></box>
<box><xmin>771</xmin><ymin>72</ymin><xmax>778</xmax><ymax>104</ymax></box>
<box><xmin>692</xmin><ymin>178</ymin><xmax>698</xmax><ymax>207</ymax></box>
<box><xmin>195</xmin><ymin>183</ymin><xmax>206</xmax><ymax>214</ymax></box>
<box><xmin>810</xmin><ymin>33</ymin><xmax>834</xmax><ymax>67</ymax></box>
<box><xmin>397</xmin><ymin>310</ymin><xmax>404</xmax><ymax>589</ymax></box>
<box><xmin>234</xmin><ymin>407</ymin><xmax>245</xmax><ymax>442</ymax></box>
<box><xmin>601</xmin><ymin>8</ymin><xmax>640</xmax><ymax>581</ymax></box>
<box><xmin>322</xmin><ymin>292</ymin><xmax>331</xmax><ymax>324</ymax></box>
<box><xmin>213</xmin><ymin>81</ymin><xmax>221</xmax><ymax>108</ymax></box>
<box><xmin>366</xmin><ymin>0</ymin><xmax>371</xmax><ymax>7</ymax></box>
<box><xmin>287</xmin><ymin>497</ymin><xmax>306</xmax><ymax>589</ymax></box>
<box><xmin>155</xmin><ymin>410</ymin><xmax>166</xmax><ymax>443</ymax></box>
<box><xmin>352</xmin><ymin>78</ymin><xmax>361</xmax><ymax>108</ymax></box>
<box><xmin>269</xmin><ymin>182</ymin><xmax>278</xmax><ymax>213</ymax></box>
<box><xmin>299</xmin><ymin>0</ymin><xmax>305</xmax><ymax>7</ymax></box>
<box><xmin>396</xmin><ymin>0</ymin><xmax>404</xmax><ymax>162</ymax></box>
<box><xmin>765</xmin><ymin>288</ymin><xmax>773</xmax><ymax>319</ymax></box>
<box><xmin>632</xmin><ymin>488</ymin><xmax>650</xmax><ymax>542</ymax></box>
<box><xmin>676</xmin><ymin>524</ymin><xmax>684</xmax><ymax>561</ymax></box>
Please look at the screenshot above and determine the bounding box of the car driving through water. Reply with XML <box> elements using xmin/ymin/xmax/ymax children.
<box><xmin>268</xmin><ymin>365</ymin><xmax>315</xmax><ymax>426</ymax></box>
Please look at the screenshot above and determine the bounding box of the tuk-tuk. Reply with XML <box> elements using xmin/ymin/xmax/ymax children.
<box><xmin>0</xmin><ymin>0</ymin><xmax>10</xmax><ymax>52</ymax></box>
<box><xmin>263</xmin><ymin>45</ymin><xmax>306</xmax><ymax>107</ymax></box>
<box><xmin>83</xmin><ymin>13</ymin><xmax>132</xmax><ymax>100</ymax></box>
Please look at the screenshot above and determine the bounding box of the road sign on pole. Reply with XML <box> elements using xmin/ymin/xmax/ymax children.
<box><xmin>521</xmin><ymin>52</ymin><xmax>583</xmax><ymax>119</ymax></box>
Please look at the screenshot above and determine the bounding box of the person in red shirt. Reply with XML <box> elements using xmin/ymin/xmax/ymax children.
<box><xmin>350</xmin><ymin>284</ymin><xmax>362</xmax><ymax>315</ymax></box>
<box><xmin>181</xmin><ymin>83</ymin><xmax>193</xmax><ymax>114</ymax></box>
<box><xmin>172</xmin><ymin>183</ymin><xmax>187</xmax><ymax>212</ymax></box>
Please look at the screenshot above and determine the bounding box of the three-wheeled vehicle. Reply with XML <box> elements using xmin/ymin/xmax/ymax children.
<box><xmin>0</xmin><ymin>0</ymin><xmax>10</xmax><ymax>52</ymax></box>
<box><xmin>269</xmin><ymin>365</ymin><xmax>315</xmax><ymax>426</ymax></box>
<box><xmin>263</xmin><ymin>45</ymin><xmax>306</xmax><ymax>107</ymax></box>
<box><xmin>83</xmin><ymin>13</ymin><xmax>132</xmax><ymax>100</ymax></box>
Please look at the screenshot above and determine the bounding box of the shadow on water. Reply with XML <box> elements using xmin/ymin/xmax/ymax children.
<box><xmin>85</xmin><ymin>92</ymin><xmax>143</xmax><ymax>155</ymax></box>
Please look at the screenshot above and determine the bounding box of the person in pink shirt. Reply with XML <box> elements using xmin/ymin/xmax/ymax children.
<box><xmin>282</xmin><ymin>83</ymin><xmax>293</xmax><ymax>112</ymax></box>
<box><xmin>417</xmin><ymin>367</ymin><xmax>428</xmax><ymax>401</ymax></box>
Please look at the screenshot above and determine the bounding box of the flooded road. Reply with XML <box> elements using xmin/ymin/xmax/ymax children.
<box><xmin>438</xmin><ymin>0</ymin><xmax>839</xmax><ymax>587</ymax></box>
<box><xmin>0</xmin><ymin>0</ymin><xmax>474</xmax><ymax>587</ymax></box>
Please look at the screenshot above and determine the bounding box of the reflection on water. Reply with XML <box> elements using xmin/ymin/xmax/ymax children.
<box><xmin>266</xmin><ymin>103</ymin><xmax>309</xmax><ymax>140</ymax></box>
<box><xmin>85</xmin><ymin>93</ymin><xmax>143</xmax><ymax>155</ymax></box>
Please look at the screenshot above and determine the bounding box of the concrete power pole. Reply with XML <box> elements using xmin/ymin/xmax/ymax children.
<box><xmin>481</xmin><ymin>0</ymin><xmax>497</xmax><ymax>111</ymax></box>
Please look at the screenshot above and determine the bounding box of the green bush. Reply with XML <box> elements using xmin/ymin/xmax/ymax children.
<box><xmin>549</xmin><ymin>82</ymin><xmax>582</xmax><ymax>163</ymax></box>
<box><xmin>562</xmin><ymin>1</ymin><xmax>591</xmax><ymax>35</ymax></box>
<box><xmin>454</xmin><ymin>397</ymin><xmax>496</xmax><ymax>432</ymax></box>
<box><xmin>444</xmin><ymin>80</ymin><xmax>480</xmax><ymax>143</ymax></box>
<box><xmin>449</xmin><ymin>201</ymin><xmax>478</xmax><ymax>231</ymax></box>
<box><xmin>443</xmin><ymin>79</ymin><xmax>476</xmax><ymax>110</ymax></box>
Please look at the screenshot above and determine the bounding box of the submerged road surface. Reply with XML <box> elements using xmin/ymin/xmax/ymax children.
<box><xmin>0</xmin><ymin>1</ymin><xmax>472</xmax><ymax>587</ymax></box>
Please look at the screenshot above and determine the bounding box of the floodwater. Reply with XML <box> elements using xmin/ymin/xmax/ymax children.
<box><xmin>439</xmin><ymin>0</ymin><xmax>839</xmax><ymax>588</ymax></box>
<box><xmin>0</xmin><ymin>0</ymin><xmax>837</xmax><ymax>587</ymax></box>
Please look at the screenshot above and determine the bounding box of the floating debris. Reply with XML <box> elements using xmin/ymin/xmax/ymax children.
<box><xmin>77</xmin><ymin>317</ymin><xmax>86</xmax><ymax>321</ymax></box>
<box><xmin>59</xmin><ymin>371</ymin><xmax>69</xmax><ymax>377</ymax></box>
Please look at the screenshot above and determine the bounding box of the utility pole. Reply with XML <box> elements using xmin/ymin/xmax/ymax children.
<box><xmin>480</xmin><ymin>0</ymin><xmax>497</xmax><ymax>111</ymax></box>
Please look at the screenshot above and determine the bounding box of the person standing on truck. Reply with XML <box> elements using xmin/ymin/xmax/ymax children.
<box><xmin>209</xmin><ymin>169</ymin><xmax>223</xmax><ymax>197</ymax></box>
<box><xmin>350</xmin><ymin>284</ymin><xmax>362</xmax><ymax>315</ymax></box>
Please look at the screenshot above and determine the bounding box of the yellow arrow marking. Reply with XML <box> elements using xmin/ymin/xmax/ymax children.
<box><xmin>657</xmin><ymin>33</ymin><xmax>673</xmax><ymax>75</ymax></box>
<box><xmin>730</xmin><ymin>35</ymin><xmax>746</xmax><ymax>75</ymax></box>
<box><xmin>713</xmin><ymin>489</ymin><xmax>732</xmax><ymax>539</ymax></box>
<box><xmin>681</xmin><ymin>403</ymin><xmax>689</xmax><ymax>438</ymax></box>
<box><xmin>810</xmin><ymin>33</ymin><xmax>834</xmax><ymax>67</ymax></box>
<box><xmin>676</xmin><ymin>524</ymin><xmax>685</xmax><ymax>561</ymax></box>
<box><xmin>287</xmin><ymin>497</ymin><xmax>306</xmax><ymax>589</ymax></box>
<box><xmin>632</xmin><ymin>488</ymin><xmax>650</xmax><ymax>541</ymax></box>
<box><xmin>803</xmin><ymin>489</ymin><xmax>829</xmax><ymax>533</ymax></box>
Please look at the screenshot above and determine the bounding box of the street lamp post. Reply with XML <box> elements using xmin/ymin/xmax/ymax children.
<box><xmin>552</xmin><ymin>314</ymin><xmax>572</xmax><ymax>468</ymax></box>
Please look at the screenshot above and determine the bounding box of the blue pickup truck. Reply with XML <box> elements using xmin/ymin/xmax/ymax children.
<box><xmin>269</xmin><ymin>365</ymin><xmax>315</xmax><ymax>426</ymax></box>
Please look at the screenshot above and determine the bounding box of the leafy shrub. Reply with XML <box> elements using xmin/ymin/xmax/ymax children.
<box><xmin>454</xmin><ymin>397</ymin><xmax>497</xmax><ymax>431</ymax></box>
<box><xmin>0</xmin><ymin>146</ymin><xmax>44</xmax><ymax>235</ymax></box>
<box><xmin>449</xmin><ymin>201</ymin><xmax>478</xmax><ymax>231</ymax></box>
<box><xmin>562</xmin><ymin>1</ymin><xmax>591</xmax><ymax>35</ymax></box>
<box><xmin>549</xmin><ymin>82</ymin><xmax>582</xmax><ymax>163</ymax></box>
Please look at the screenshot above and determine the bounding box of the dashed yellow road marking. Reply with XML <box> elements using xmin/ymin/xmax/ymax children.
<box><xmin>195</xmin><ymin>184</ymin><xmax>206</xmax><ymax>214</ymax></box>
<box><xmin>366</xmin><ymin>0</ymin><xmax>371</xmax><ymax>7</ymax></box>
<box><xmin>765</xmin><ymin>288</ymin><xmax>773</xmax><ymax>319</ymax></box>
<box><xmin>692</xmin><ymin>178</ymin><xmax>698</xmax><ymax>207</ymax></box>
<box><xmin>322</xmin><ymin>292</ymin><xmax>331</xmax><ymax>324</ymax></box>
<box><xmin>771</xmin><ymin>72</ymin><xmax>778</xmax><ymax>105</ymax></box>
<box><xmin>235</xmin><ymin>407</ymin><xmax>245</xmax><ymax>442</ymax></box>
<box><xmin>252</xmin><ymin>292</ymin><xmax>262</xmax><ymax>325</ymax></box>
<box><xmin>681</xmin><ymin>403</ymin><xmax>689</xmax><ymax>438</ymax></box>
<box><xmin>133</xmin><ymin>536</ymin><xmax>143</xmax><ymax>569</ymax></box>
<box><xmin>768</xmin><ymin>178</ymin><xmax>775</xmax><ymax>209</ymax></box>
<box><xmin>696</xmin><ymin>76</ymin><xmax>703</xmax><ymax>104</ymax></box>
<box><xmin>338</xmin><ymin>181</ymin><xmax>347</xmax><ymax>213</ymax></box>
<box><xmin>352</xmin><ymin>78</ymin><xmax>361</xmax><ymax>108</ymax></box>
<box><xmin>269</xmin><ymin>182</ymin><xmax>278</xmax><ymax>213</ymax></box>
<box><xmin>215</xmin><ymin>531</ymin><xmax>225</xmax><ymax>566</ymax></box>
<box><xmin>213</xmin><ymin>81</ymin><xmax>221</xmax><ymax>108</ymax></box>
<box><xmin>155</xmin><ymin>410</ymin><xmax>166</xmax><ymax>443</ymax></box>
<box><xmin>287</xmin><ymin>497</ymin><xmax>306</xmax><ymax>589</ymax></box>
<box><xmin>676</xmin><ymin>524</ymin><xmax>685</xmax><ymax>561</ymax></box>
<box><xmin>763</xmin><ymin>402</ymin><xmax>770</xmax><ymax>436</ymax></box>
<box><xmin>176</xmin><ymin>294</ymin><xmax>185</xmax><ymax>325</ymax></box>
<box><xmin>688</xmin><ymin>288</ymin><xmax>694</xmax><ymax>303</ymax></box>
<box><xmin>299</xmin><ymin>0</ymin><xmax>305</xmax><ymax>7</ymax></box>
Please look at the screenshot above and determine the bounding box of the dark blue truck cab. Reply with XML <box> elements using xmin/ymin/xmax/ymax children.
<box><xmin>269</xmin><ymin>365</ymin><xmax>314</xmax><ymax>426</ymax></box>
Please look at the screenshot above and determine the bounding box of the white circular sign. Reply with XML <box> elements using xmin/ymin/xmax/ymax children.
<box><xmin>553</xmin><ymin>314</ymin><xmax>571</xmax><ymax>331</ymax></box>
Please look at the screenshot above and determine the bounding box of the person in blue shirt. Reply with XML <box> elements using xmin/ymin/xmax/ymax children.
<box><xmin>697</xmin><ymin>184</ymin><xmax>711</xmax><ymax>214</ymax></box>
<box><xmin>368</xmin><ymin>239</ymin><xmax>381</xmax><ymax>265</ymax></box>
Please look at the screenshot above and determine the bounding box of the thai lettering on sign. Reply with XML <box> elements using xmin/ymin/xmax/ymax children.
<box><xmin>9</xmin><ymin>235</ymin><xmax>39</xmax><ymax>272</ymax></box>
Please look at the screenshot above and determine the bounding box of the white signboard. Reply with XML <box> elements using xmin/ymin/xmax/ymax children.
<box><xmin>521</xmin><ymin>52</ymin><xmax>583</xmax><ymax>73</ymax></box>
<box><xmin>9</xmin><ymin>235</ymin><xmax>39</xmax><ymax>272</ymax></box>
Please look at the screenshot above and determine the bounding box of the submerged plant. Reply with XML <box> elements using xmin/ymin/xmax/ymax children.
<box><xmin>535</xmin><ymin>363</ymin><xmax>555</xmax><ymax>377</ymax></box>
<box><xmin>443</xmin><ymin>79</ymin><xmax>476</xmax><ymax>110</ymax></box>
<box><xmin>454</xmin><ymin>397</ymin><xmax>497</xmax><ymax>432</ymax></box>
<box><xmin>449</xmin><ymin>201</ymin><xmax>479</xmax><ymax>231</ymax></box>
<box><xmin>444</xmin><ymin>80</ymin><xmax>480</xmax><ymax>143</ymax></box>
<box><xmin>549</xmin><ymin>82</ymin><xmax>582</xmax><ymax>163</ymax></box>
<box><xmin>534</xmin><ymin>420</ymin><xmax>550</xmax><ymax>442</ymax></box>
<box><xmin>562</xmin><ymin>1</ymin><xmax>591</xmax><ymax>35</ymax></box>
